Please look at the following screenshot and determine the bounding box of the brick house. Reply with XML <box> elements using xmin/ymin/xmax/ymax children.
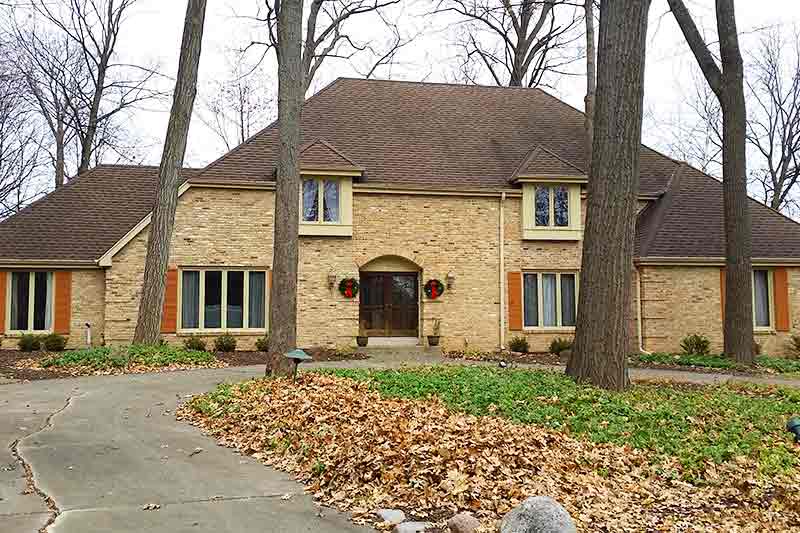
<box><xmin>2</xmin><ymin>78</ymin><xmax>800</xmax><ymax>355</ymax></box>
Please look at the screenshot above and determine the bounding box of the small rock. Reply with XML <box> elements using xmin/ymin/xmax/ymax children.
<box><xmin>393</xmin><ymin>523</ymin><xmax>432</xmax><ymax>533</ymax></box>
<box><xmin>447</xmin><ymin>511</ymin><xmax>480</xmax><ymax>533</ymax></box>
<box><xmin>376</xmin><ymin>509</ymin><xmax>406</xmax><ymax>525</ymax></box>
<box><xmin>142</xmin><ymin>503</ymin><xmax>161</xmax><ymax>511</ymax></box>
<box><xmin>500</xmin><ymin>496</ymin><xmax>576</xmax><ymax>533</ymax></box>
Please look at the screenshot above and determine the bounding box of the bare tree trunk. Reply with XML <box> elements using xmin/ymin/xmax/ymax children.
<box><xmin>667</xmin><ymin>0</ymin><xmax>753</xmax><ymax>364</ymax></box>
<box><xmin>133</xmin><ymin>0</ymin><xmax>207</xmax><ymax>344</ymax></box>
<box><xmin>54</xmin><ymin>118</ymin><xmax>65</xmax><ymax>187</ymax></box>
<box><xmin>584</xmin><ymin>0</ymin><xmax>596</xmax><ymax>168</ymax></box>
<box><xmin>266</xmin><ymin>0</ymin><xmax>304</xmax><ymax>376</ymax></box>
<box><xmin>566</xmin><ymin>0</ymin><xmax>651</xmax><ymax>391</ymax></box>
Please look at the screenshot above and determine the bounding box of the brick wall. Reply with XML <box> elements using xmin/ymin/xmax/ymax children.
<box><xmin>68</xmin><ymin>270</ymin><xmax>105</xmax><ymax>348</ymax></box>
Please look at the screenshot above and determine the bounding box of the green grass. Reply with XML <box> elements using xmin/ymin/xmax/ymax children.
<box><xmin>41</xmin><ymin>344</ymin><xmax>216</xmax><ymax>370</ymax></box>
<box><xmin>320</xmin><ymin>366</ymin><xmax>800</xmax><ymax>480</ymax></box>
<box><xmin>635</xmin><ymin>352</ymin><xmax>800</xmax><ymax>374</ymax></box>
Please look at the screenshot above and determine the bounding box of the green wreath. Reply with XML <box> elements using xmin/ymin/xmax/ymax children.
<box><xmin>339</xmin><ymin>278</ymin><xmax>360</xmax><ymax>298</ymax></box>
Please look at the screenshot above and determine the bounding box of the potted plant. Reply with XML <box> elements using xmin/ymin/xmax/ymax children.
<box><xmin>428</xmin><ymin>319</ymin><xmax>441</xmax><ymax>347</ymax></box>
<box><xmin>356</xmin><ymin>322</ymin><xmax>369</xmax><ymax>347</ymax></box>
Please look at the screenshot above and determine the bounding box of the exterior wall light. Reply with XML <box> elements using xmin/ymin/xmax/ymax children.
<box><xmin>446</xmin><ymin>271</ymin><xmax>455</xmax><ymax>290</ymax></box>
<box><xmin>327</xmin><ymin>272</ymin><xmax>337</xmax><ymax>290</ymax></box>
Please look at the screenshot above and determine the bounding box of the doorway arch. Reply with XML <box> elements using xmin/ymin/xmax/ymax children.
<box><xmin>359</xmin><ymin>255</ymin><xmax>421</xmax><ymax>337</ymax></box>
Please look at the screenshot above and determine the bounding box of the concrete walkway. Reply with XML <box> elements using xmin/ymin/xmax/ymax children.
<box><xmin>2</xmin><ymin>353</ymin><xmax>799</xmax><ymax>533</ymax></box>
<box><xmin>1</xmin><ymin>366</ymin><xmax>369</xmax><ymax>533</ymax></box>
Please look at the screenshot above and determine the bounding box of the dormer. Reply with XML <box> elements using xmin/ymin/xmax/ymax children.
<box><xmin>510</xmin><ymin>145</ymin><xmax>587</xmax><ymax>241</ymax></box>
<box><xmin>297</xmin><ymin>140</ymin><xmax>363</xmax><ymax>237</ymax></box>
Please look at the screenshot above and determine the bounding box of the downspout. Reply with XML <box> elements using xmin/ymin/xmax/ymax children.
<box><xmin>636</xmin><ymin>267</ymin><xmax>650</xmax><ymax>354</ymax></box>
<box><xmin>499</xmin><ymin>192</ymin><xmax>506</xmax><ymax>350</ymax></box>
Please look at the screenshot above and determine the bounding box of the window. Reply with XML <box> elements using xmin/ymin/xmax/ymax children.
<box><xmin>523</xmin><ymin>272</ymin><xmax>578</xmax><ymax>328</ymax></box>
<box><xmin>534</xmin><ymin>185</ymin><xmax>569</xmax><ymax>227</ymax></box>
<box><xmin>180</xmin><ymin>269</ymin><xmax>268</xmax><ymax>331</ymax></box>
<box><xmin>8</xmin><ymin>271</ymin><xmax>53</xmax><ymax>332</ymax></box>
<box><xmin>753</xmin><ymin>269</ymin><xmax>772</xmax><ymax>328</ymax></box>
<box><xmin>522</xmin><ymin>183</ymin><xmax>581</xmax><ymax>240</ymax></box>
<box><xmin>302</xmin><ymin>178</ymin><xmax>340</xmax><ymax>223</ymax></box>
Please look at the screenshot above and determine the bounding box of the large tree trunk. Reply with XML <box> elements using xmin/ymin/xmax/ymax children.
<box><xmin>583</xmin><ymin>0</ymin><xmax>595</xmax><ymax>169</ymax></box>
<box><xmin>667</xmin><ymin>0</ymin><xmax>753</xmax><ymax>364</ymax></box>
<box><xmin>266</xmin><ymin>0</ymin><xmax>304</xmax><ymax>376</ymax></box>
<box><xmin>716</xmin><ymin>0</ymin><xmax>753</xmax><ymax>364</ymax></box>
<box><xmin>566</xmin><ymin>0</ymin><xmax>651</xmax><ymax>391</ymax></box>
<box><xmin>133</xmin><ymin>0</ymin><xmax>207</xmax><ymax>344</ymax></box>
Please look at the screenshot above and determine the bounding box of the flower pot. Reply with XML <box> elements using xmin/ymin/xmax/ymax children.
<box><xmin>356</xmin><ymin>336</ymin><xmax>369</xmax><ymax>347</ymax></box>
<box><xmin>427</xmin><ymin>335</ymin><xmax>440</xmax><ymax>347</ymax></box>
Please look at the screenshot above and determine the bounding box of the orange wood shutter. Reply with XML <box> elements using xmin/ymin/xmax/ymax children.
<box><xmin>719</xmin><ymin>268</ymin><xmax>726</xmax><ymax>320</ymax></box>
<box><xmin>160</xmin><ymin>268</ymin><xmax>179</xmax><ymax>334</ymax></box>
<box><xmin>774</xmin><ymin>267</ymin><xmax>791</xmax><ymax>332</ymax></box>
<box><xmin>507</xmin><ymin>271</ymin><xmax>523</xmax><ymax>331</ymax></box>
<box><xmin>0</xmin><ymin>272</ymin><xmax>6</xmax><ymax>334</ymax></box>
<box><xmin>53</xmin><ymin>271</ymin><xmax>72</xmax><ymax>335</ymax></box>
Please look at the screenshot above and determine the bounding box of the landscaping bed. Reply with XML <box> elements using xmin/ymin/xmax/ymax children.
<box><xmin>178</xmin><ymin>366</ymin><xmax>800</xmax><ymax>532</ymax></box>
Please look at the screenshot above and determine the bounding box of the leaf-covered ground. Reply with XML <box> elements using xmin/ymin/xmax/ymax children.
<box><xmin>178</xmin><ymin>367</ymin><xmax>800</xmax><ymax>532</ymax></box>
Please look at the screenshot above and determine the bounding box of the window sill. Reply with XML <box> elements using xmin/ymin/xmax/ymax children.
<box><xmin>299</xmin><ymin>223</ymin><xmax>353</xmax><ymax>237</ymax></box>
<box><xmin>177</xmin><ymin>329</ymin><xmax>268</xmax><ymax>336</ymax></box>
<box><xmin>754</xmin><ymin>328</ymin><xmax>777</xmax><ymax>335</ymax></box>
<box><xmin>3</xmin><ymin>330</ymin><xmax>54</xmax><ymax>337</ymax></box>
<box><xmin>522</xmin><ymin>327</ymin><xmax>576</xmax><ymax>334</ymax></box>
<box><xmin>522</xmin><ymin>228</ymin><xmax>582</xmax><ymax>241</ymax></box>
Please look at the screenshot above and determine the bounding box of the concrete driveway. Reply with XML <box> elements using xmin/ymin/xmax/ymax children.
<box><xmin>1</xmin><ymin>366</ymin><xmax>369</xmax><ymax>533</ymax></box>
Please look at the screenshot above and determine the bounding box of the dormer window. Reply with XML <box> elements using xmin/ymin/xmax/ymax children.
<box><xmin>535</xmin><ymin>185</ymin><xmax>570</xmax><ymax>227</ymax></box>
<box><xmin>302</xmin><ymin>178</ymin><xmax>340</xmax><ymax>223</ymax></box>
<box><xmin>521</xmin><ymin>182</ymin><xmax>582</xmax><ymax>240</ymax></box>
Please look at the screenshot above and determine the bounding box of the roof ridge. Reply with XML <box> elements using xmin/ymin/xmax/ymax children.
<box><xmin>334</xmin><ymin>76</ymin><xmax>547</xmax><ymax>92</ymax></box>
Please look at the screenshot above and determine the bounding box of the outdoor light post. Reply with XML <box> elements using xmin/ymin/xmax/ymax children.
<box><xmin>284</xmin><ymin>349</ymin><xmax>313</xmax><ymax>382</ymax></box>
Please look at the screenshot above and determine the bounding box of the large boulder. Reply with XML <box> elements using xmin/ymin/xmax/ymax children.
<box><xmin>499</xmin><ymin>496</ymin><xmax>576</xmax><ymax>533</ymax></box>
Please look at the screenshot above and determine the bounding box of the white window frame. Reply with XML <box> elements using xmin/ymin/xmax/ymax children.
<box><xmin>521</xmin><ymin>182</ymin><xmax>582</xmax><ymax>240</ymax></box>
<box><xmin>534</xmin><ymin>184</ymin><xmax>570</xmax><ymax>228</ymax></box>
<box><xmin>522</xmin><ymin>271</ymin><xmax>579</xmax><ymax>331</ymax></box>
<box><xmin>752</xmin><ymin>268</ymin><xmax>775</xmax><ymax>331</ymax></box>
<box><xmin>4</xmin><ymin>271</ymin><xmax>54</xmax><ymax>334</ymax></box>
<box><xmin>177</xmin><ymin>268</ymin><xmax>269</xmax><ymax>333</ymax></box>
<box><xmin>301</xmin><ymin>177</ymin><xmax>341</xmax><ymax>224</ymax></box>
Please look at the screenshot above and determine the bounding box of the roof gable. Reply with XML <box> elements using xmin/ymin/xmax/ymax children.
<box><xmin>299</xmin><ymin>139</ymin><xmax>363</xmax><ymax>173</ymax></box>
<box><xmin>510</xmin><ymin>145</ymin><xmax>585</xmax><ymax>182</ymax></box>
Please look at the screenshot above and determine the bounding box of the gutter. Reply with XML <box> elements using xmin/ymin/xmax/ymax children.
<box><xmin>499</xmin><ymin>192</ymin><xmax>506</xmax><ymax>350</ymax></box>
<box><xmin>0</xmin><ymin>259</ymin><xmax>99</xmax><ymax>269</ymax></box>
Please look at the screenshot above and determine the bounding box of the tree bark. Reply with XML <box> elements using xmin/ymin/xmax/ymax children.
<box><xmin>133</xmin><ymin>0</ymin><xmax>207</xmax><ymax>344</ymax></box>
<box><xmin>566</xmin><ymin>0</ymin><xmax>651</xmax><ymax>391</ymax></box>
<box><xmin>54</xmin><ymin>118</ymin><xmax>65</xmax><ymax>188</ymax></box>
<box><xmin>266</xmin><ymin>0</ymin><xmax>304</xmax><ymax>376</ymax></box>
<box><xmin>667</xmin><ymin>0</ymin><xmax>753</xmax><ymax>364</ymax></box>
<box><xmin>583</xmin><ymin>0</ymin><xmax>595</xmax><ymax>169</ymax></box>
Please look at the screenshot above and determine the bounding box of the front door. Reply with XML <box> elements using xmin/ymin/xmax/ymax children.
<box><xmin>359</xmin><ymin>272</ymin><xmax>419</xmax><ymax>337</ymax></box>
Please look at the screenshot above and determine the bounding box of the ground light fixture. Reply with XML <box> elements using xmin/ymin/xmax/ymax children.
<box><xmin>787</xmin><ymin>416</ymin><xmax>800</xmax><ymax>443</ymax></box>
<box><xmin>284</xmin><ymin>349</ymin><xmax>313</xmax><ymax>382</ymax></box>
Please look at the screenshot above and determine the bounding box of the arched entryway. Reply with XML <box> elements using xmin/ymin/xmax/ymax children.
<box><xmin>359</xmin><ymin>255</ymin><xmax>421</xmax><ymax>338</ymax></box>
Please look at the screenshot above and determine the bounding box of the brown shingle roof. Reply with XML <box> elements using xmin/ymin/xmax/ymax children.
<box><xmin>0</xmin><ymin>165</ymin><xmax>201</xmax><ymax>262</ymax></box>
<box><xmin>510</xmin><ymin>145</ymin><xmax>585</xmax><ymax>182</ymax></box>
<box><xmin>636</xmin><ymin>166</ymin><xmax>800</xmax><ymax>259</ymax></box>
<box><xmin>298</xmin><ymin>139</ymin><xmax>363</xmax><ymax>173</ymax></box>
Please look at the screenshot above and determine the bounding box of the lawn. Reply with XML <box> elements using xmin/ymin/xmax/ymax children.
<box><xmin>39</xmin><ymin>344</ymin><xmax>222</xmax><ymax>372</ymax></box>
<box><xmin>635</xmin><ymin>351</ymin><xmax>800</xmax><ymax>374</ymax></box>
<box><xmin>180</xmin><ymin>366</ymin><xmax>800</xmax><ymax>531</ymax></box>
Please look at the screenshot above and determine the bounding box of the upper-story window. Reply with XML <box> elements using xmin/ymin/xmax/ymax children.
<box><xmin>8</xmin><ymin>271</ymin><xmax>53</xmax><ymax>332</ymax></box>
<box><xmin>299</xmin><ymin>175</ymin><xmax>353</xmax><ymax>237</ymax></box>
<box><xmin>522</xmin><ymin>182</ymin><xmax>582</xmax><ymax>240</ymax></box>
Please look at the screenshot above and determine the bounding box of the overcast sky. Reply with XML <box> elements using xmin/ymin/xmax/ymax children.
<box><xmin>118</xmin><ymin>0</ymin><xmax>800</xmax><ymax>168</ymax></box>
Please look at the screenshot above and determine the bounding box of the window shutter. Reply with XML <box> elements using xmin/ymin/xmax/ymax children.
<box><xmin>719</xmin><ymin>268</ymin><xmax>726</xmax><ymax>320</ymax></box>
<box><xmin>0</xmin><ymin>272</ymin><xmax>6</xmax><ymax>334</ymax></box>
<box><xmin>774</xmin><ymin>267</ymin><xmax>791</xmax><ymax>332</ymax></box>
<box><xmin>160</xmin><ymin>268</ymin><xmax>179</xmax><ymax>334</ymax></box>
<box><xmin>54</xmin><ymin>271</ymin><xmax>72</xmax><ymax>335</ymax></box>
<box><xmin>507</xmin><ymin>271</ymin><xmax>523</xmax><ymax>331</ymax></box>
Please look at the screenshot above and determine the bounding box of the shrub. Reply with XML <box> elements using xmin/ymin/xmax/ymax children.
<box><xmin>214</xmin><ymin>334</ymin><xmax>237</xmax><ymax>353</ymax></box>
<box><xmin>549</xmin><ymin>337</ymin><xmax>573</xmax><ymax>355</ymax></box>
<box><xmin>41</xmin><ymin>334</ymin><xmax>67</xmax><ymax>352</ymax></box>
<box><xmin>789</xmin><ymin>334</ymin><xmax>800</xmax><ymax>359</ymax></box>
<box><xmin>183</xmin><ymin>336</ymin><xmax>207</xmax><ymax>352</ymax></box>
<box><xmin>18</xmin><ymin>334</ymin><xmax>42</xmax><ymax>352</ymax></box>
<box><xmin>255</xmin><ymin>336</ymin><xmax>270</xmax><ymax>352</ymax></box>
<box><xmin>680</xmin><ymin>334</ymin><xmax>711</xmax><ymax>356</ymax></box>
<box><xmin>508</xmin><ymin>336</ymin><xmax>529</xmax><ymax>353</ymax></box>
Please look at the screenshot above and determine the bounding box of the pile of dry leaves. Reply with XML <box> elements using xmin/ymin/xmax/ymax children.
<box><xmin>178</xmin><ymin>374</ymin><xmax>800</xmax><ymax>532</ymax></box>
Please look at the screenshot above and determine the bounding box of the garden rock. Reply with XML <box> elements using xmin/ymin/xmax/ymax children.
<box><xmin>500</xmin><ymin>496</ymin><xmax>576</xmax><ymax>533</ymax></box>
<box><xmin>447</xmin><ymin>511</ymin><xmax>480</xmax><ymax>533</ymax></box>
<box><xmin>376</xmin><ymin>509</ymin><xmax>406</xmax><ymax>525</ymax></box>
<box><xmin>393</xmin><ymin>521</ymin><xmax>432</xmax><ymax>533</ymax></box>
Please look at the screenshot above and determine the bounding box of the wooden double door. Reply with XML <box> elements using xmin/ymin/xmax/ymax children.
<box><xmin>359</xmin><ymin>272</ymin><xmax>419</xmax><ymax>337</ymax></box>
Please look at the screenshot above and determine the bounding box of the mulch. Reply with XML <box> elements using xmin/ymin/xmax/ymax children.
<box><xmin>0</xmin><ymin>347</ymin><xmax>369</xmax><ymax>382</ymax></box>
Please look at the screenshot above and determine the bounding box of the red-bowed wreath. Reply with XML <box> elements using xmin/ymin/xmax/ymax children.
<box><xmin>339</xmin><ymin>278</ymin><xmax>360</xmax><ymax>298</ymax></box>
<box><xmin>424</xmin><ymin>279</ymin><xmax>445</xmax><ymax>299</ymax></box>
